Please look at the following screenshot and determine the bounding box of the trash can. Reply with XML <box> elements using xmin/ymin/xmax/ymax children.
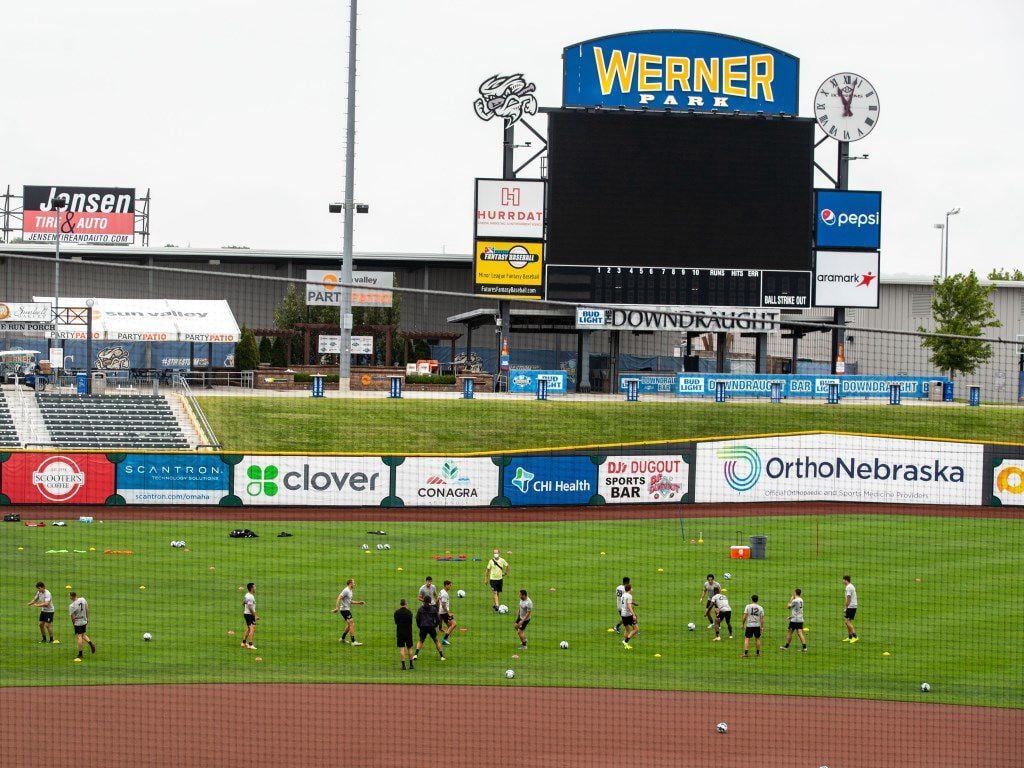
<box><xmin>76</xmin><ymin>372</ymin><xmax>88</xmax><ymax>395</ymax></box>
<box><xmin>749</xmin><ymin>535</ymin><xmax>767</xmax><ymax>560</ymax></box>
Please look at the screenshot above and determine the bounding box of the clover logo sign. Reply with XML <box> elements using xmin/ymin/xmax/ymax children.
<box><xmin>246</xmin><ymin>465</ymin><xmax>279</xmax><ymax>497</ymax></box>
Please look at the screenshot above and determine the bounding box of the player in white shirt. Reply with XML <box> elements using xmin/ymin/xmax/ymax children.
<box><xmin>417</xmin><ymin>576</ymin><xmax>437</xmax><ymax>604</ymax></box>
<box><xmin>699</xmin><ymin>575</ymin><xmax>722</xmax><ymax>629</ymax></box>
<box><xmin>27</xmin><ymin>580</ymin><xmax>56</xmax><ymax>643</ymax></box>
<box><xmin>612</xmin><ymin>577</ymin><xmax>630</xmax><ymax>634</ymax></box>
<box><xmin>620</xmin><ymin>583</ymin><xmax>638</xmax><ymax>650</ymax></box>
<box><xmin>332</xmin><ymin>578</ymin><xmax>366</xmax><ymax>646</ymax></box>
<box><xmin>68</xmin><ymin>592</ymin><xmax>95</xmax><ymax>659</ymax></box>
<box><xmin>241</xmin><ymin>582</ymin><xmax>259</xmax><ymax>650</ymax></box>
<box><xmin>515</xmin><ymin>590</ymin><xmax>533</xmax><ymax>650</ymax></box>
<box><xmin>842</xmin><ymin>576</ymin><xmax>859</xmax><ymax>643</ymax></box>
<box><xmin>711</xmin><ymin>591</ymin><xmax>732</xmax><ymax>640</ymax></box>
<box><xmin>741</xmin><ymin>594</ymin><xmax>764</xmax><ymax>658</ymax></box>
<box><xmin>780</xmin><ymin>588</ymin><xmax>807</xmax><ymax>652</ymax></box>
<box><xmin>438</xmin><ymin>580</ymin><xmax>457</xmax><ymax>646</ymax></box>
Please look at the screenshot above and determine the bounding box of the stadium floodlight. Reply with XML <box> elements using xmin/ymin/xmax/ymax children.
<box><xmin>943</xmin><ymin>207</ymin><xmax>961</xmax><ymax>278</ymax></box>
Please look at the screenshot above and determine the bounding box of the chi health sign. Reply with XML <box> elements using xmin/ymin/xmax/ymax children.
<box><xmin>503</xmin><ymin>456</ymin><xmax>597</xmax><ymax>506</ymax></box>
<box><xmin>395</xmin><ymin>457</ymin><xmax>498</xmax><ymax>506</ymax></box>
<box><xmin>992</xmin><ymin>460</ymin><xmax>1024</xmax><ymax>506</ymax></box>
<box><xmin>599</xmin><ymin>454</ymin><xmax>687</xmax><ymax>504</ymax></box>
<box><xmin>696</xmin><ymin>434</ymin><xmax>983</xmax><ymax>506</ymax></box>
<box><xmin>236</xmin><ymin>456</ymin><xmax>387</xmax><ymax>506</ymax></box>
<box><xmin>117</xmin><ymin>454</ymin><xmax>229</xmax><ymax>504</ymax></box>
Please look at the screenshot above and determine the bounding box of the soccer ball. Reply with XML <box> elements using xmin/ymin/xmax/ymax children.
<box><xmin>361</xmin><ymin>544</ymin><xmax>369</xmax><ymax>550</ymax></box>
<box><xmin>383</xmin><ymin>543</ymin><xmax>391</xmax><ymax>550</ymax></box>
<box><xmin>716</xmin><ymin>722</ymin><xmax>728</xmax><ymax>734</ymax></box>
<box><xmin>170</xmin><ymin>540</ymin><xmax>185</xmax><ymax>548</ymax></box>
<box><xmin>559</xmin><ymin>641</ymin><xmax>569</xmax><ymax>649</ymax></box>
<box><xmin>723</xmin><ymin>573</ymin><xmax>732</xmax><ymax>580</ymax></box>
<box><xmin>498</xmin><ymin>604</ymin><xmax>509</xmax><ymax>614</ymax></box>
<box><xmin>687</xmin><ymin>622</ymin><xmax>696</xmax><ymax>631</ymax></box>
<box><xmin>376</xmin><ymin>544</ymin><xmax>383</xmax><ymax>550</ymax></box>
<box><xmin>505</xmin><ymin>669</ymin><xmax>515</xmax><ymax>679</ymax></box>
<box><xmin>921</xmin><ymin>683</ymin><xmax>931</xmax><ymax>692</ymax></box>
<box><xmin>456</xmin><ymin>589</ymin><xmax>466</xmax><ymax>598</ymax></box>
<box><xmin>143</xmin><ymin>632</ymin><xmax>152</xmax><ymax>642</ymax></box>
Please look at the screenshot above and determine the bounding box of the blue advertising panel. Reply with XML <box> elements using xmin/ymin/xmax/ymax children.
<box><xmin>618</xmin><ymin>373</ymin><xmax>677</xmax><ymax>394</ymax></box>
<box><xmin>815</xmin><ymin>190</ymin><xmax>882</xmax><ymax>249</ymax></box>
<box><xmin>509</xmin><ymin>370</ymin><xmax>569</xmax><ymax>394</ymax></box>
<box><xmin>563</xmin><ymin>30</ymin><xmax>799</xmax><ymax>114</ymax></box>
<box><xmin>504</xmin><ymin>456</ymin><xmax>597</xmax><ymax>506</ymax></box>
<box><xmin>677</xmin><ymin>374</ymin><xmax>948</xmax><ymax>399</ymax></box>
<box><xmin>116</xmin><ymin>454</ymin><xmax>230</xmax><ymax>504</ymax></box>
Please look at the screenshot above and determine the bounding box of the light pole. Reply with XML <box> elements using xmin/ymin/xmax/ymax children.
<box><xmin>943</xmin><ymin>207</ymin><xmax>960</xmax><ymax>278</ymax></box>
<box><xmin>51</xmin><ymin>196</ymin><xmax>69</xmax><ymax>351</ymax></box>
<box><xmin>933</xmin><ymin>223</ymin><xmax>944</xmax><ymax>277</ymax></box>
<box><xmin>338</xmin><ymin>0</ymin><xmax>358</xmax><ymax>393</ymax></box>
<box><xmin>85</xmin><ymin>298</ymin><xmax>94</xmax><ymax>395</ymax></box>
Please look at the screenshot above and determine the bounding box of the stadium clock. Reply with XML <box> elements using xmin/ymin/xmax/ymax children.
<box><xmin>814</xmin><ymin>73</ymin><xmax>879</xmax><ymax>142</ymax></box>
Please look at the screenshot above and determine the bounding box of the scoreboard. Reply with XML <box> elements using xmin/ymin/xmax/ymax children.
<box><xmin>547</xmin><ymin>266</ymin><xmax>810</xmax><ymax>308</ymax></box>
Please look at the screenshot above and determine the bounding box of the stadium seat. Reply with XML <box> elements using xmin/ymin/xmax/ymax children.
<box><xmin>35</xmin><ymin>393</ymin><xmax>190</xmax><ymax>450</ymax></box>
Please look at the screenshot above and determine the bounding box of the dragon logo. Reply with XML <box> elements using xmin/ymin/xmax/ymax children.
<box><xmin>473</xmin><ymin>74</ymin><xmax>538</xmax><ymax>128</ymax></box>
<box><xmin>95</xmin><ymin>345</ymin><xmax>130</xmax><ymax>370</ymax></box>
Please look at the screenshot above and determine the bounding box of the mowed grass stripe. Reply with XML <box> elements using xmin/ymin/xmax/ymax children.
<box><xmin>2</xmin><ymin>515</ymin><xmax>1021</xmax><ymax>708</ymax></box>
<box><xmin>196</xmin><ymin>397</ymin><xmax>1022</xmax><ymax>454</ymax></box>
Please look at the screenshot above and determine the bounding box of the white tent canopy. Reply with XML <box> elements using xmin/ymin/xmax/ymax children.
<box><xmin>33</xmin><ymin>298</ymin><xmax>241</xmax><ymax>343</ymax></box>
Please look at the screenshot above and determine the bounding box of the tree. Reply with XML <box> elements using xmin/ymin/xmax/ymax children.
<box><xmin>918</xmin><ymin>271</ymin><xmax>1001</xmax><ymax>379</ymax></box>
<box><xmin>273</xmin><ymin>283</ymin><xmax>305</xmax><ymax>332</ymax></box>
<box><xmin>270</xmin><ymin>335</ymin><xmax>288</xmax><ymax>367</ymax></box>
<box><xmin>234</xmin><ymin>327</ymin><xmax>260</xmax><ymax>371</ymax></box>
<box><xmin>987</xmin><ymin>267</ymin><xmax>1024</xmax><ymax>281</ymax></box>
<box><xmin>258</xmin><ymin>336</ymin><xmax>272</xmax><ymax>363</ymax></box>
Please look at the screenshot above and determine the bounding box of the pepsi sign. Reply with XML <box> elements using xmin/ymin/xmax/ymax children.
<box><xmin>815</xmin><ymin>190</ymin><xmax>881</xmax><ymax>250</ymax></box>
<box><xmin>563</xmin><ymin>31</ymin><xmax>799</xmax><ymax>115</ymax></box>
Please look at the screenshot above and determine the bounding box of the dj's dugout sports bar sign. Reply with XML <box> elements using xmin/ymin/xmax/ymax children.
<box><xmin>0</xmin><ymin>435</ymin><xmax>1019</xmax><ymax>508</ymax></box>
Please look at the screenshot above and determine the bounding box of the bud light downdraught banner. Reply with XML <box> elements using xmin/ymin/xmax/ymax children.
<box><xmin>563</xmin><ymin>31</ymin><xmax>799</xmax><ymax>114</ymax></box>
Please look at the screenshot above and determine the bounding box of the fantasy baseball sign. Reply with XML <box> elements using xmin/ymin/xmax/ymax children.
<box><xmin>562</xmin><ymin>31</ymin><xmax>799</xmax><ymax>114</ymax></box>
<box><xmin>22</xmin><ymin>185</ymin><xmax>136</xmax><ymax>244</ymax></box>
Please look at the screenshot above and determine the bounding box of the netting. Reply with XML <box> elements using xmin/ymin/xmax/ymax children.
<box><xmin>0</xmin><ymin>251</ymin><xmax>1021</xmax><ymax>766</ymax></box>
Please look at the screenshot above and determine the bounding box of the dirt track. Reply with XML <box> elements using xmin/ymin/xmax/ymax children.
<box><xmin>14</xmin><ymin>500</ymin><xmax>1022</xmax><ymax>522</ymax></box>
<box><xmin>1</xmin><ymin>683</ymin><xmax>1019</xmax><ymax>767</ymax></box>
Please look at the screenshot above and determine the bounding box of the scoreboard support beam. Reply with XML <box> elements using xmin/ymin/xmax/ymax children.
<box><xmin>497</xmin><ymin>122</ymin><xmax>516</xmax><ymax>381</ymax></box>
<box><xmin>831</xmin><ymin>140</ymin><xmax>850</xmax><ymax>375</ymax></box>
<box><xmin>576</xmin><ymin>331</ymin><xmax>591</xmax><ymax>393</ymax></box>
<box><xmin>609</xmin><ymin>330</ymin><xmax>621</xmax><ymax>393</ymax></box>
<box><xmin>715</xmin><ymin>332</ymin><xmax>727</xmax><ymax>373</ymax></box>
<box><xmin>754</xmin><ymin>334</ymin><xmax>767</xmax><ymax>374</ymax></box>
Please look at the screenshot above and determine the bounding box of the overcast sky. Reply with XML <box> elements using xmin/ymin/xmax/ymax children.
<box><xmin>3</xmin><ymin>0</ymin><xmax>1021</xmax><ymax>277</ymax></box>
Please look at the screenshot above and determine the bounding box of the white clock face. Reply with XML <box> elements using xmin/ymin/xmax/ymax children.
<box><xmin>815</xmin><ymin>73</ymin><xmax>879</xmax><ymax>142</ymax></box>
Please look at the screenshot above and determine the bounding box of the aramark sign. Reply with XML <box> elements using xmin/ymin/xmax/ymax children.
<box><xmin>576</xmin><ymin>306</ymin><xmax>780</xmax><ymax>334</ymax></box>
<box><xmin>696</xmin><ymin>434</ymin><xmax>983</xmax><ymax>505</ymax></box>
<box><xmin>563</xmin><ymin>31</ymin><xmax>799</xmax><ymax>114</ymax></box>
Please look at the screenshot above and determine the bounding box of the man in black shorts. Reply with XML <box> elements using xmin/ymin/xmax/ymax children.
<box><xmin>27</xmin><ymin>581</ymin><xmax>55</xmax><ymax>643</ymax></box>
<box><xmin>414</xmin><ymin>594</ymin><xmax>445</xmax><ymax>662</ymax></box>
<box><xmin>394</xmin><ymin>599</ymin><xmax>414</xmax><ymax>670</ymax></box>
<box><xmin>780</xmin><ymin>588</ymin><xmax>807</xmax><ymax>652</ymax></box>
<box><xmin>742</xmin><ymin>594</ymin><xmax>764</xmax><ymax>658</ymax></box>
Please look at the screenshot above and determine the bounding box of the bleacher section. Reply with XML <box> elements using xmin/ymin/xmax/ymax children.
<box><xmin>36</xmin><ymin>394</ymin><xmax>189</xmax><ymax>450</ymax></box>
<box><xmin>0</xmin><ymin>391</ymin><xmax>20</xmax><ymax>446</ymax></box>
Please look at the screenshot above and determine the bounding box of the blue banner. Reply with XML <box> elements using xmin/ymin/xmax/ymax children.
<box><xmin>676</xmin><ymin>374</ymin><xmax>948</xmax><ymax>399</ymax></box>
<box><xmin>504</xmin><ymin>456</ymin><xmax>597</xmax><ymax>506</ymax></box>
<box><xmin>509</xmin><ymin>370</ymin><xmax>569</xmax><ymax>394</ymax></box>
<box><xmin>618</xmin><ymin>373</ymin><xmax>677</xmax><ymax>394</ymax></box>
<box><xmin>116</xmin><ymin>454</ymin><xmax>230</xmax><ymax>504</ymax></box>
<box><xmin>815</xmin><ymin>190</ymin><xmax>882</xmax><ymax>249</ymax></box>
<box><xmin>563</xmin><ymin>30</ymin><xmax>799</xmax><ymax>114</ymax></box>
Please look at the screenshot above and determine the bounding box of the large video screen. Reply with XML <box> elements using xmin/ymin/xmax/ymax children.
<box><xmin>546</xmin><ymin>111</ymin><xmax>814</xmax><ymax>271</ymax></box>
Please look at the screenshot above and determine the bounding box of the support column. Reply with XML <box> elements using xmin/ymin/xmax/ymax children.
<box><xmin>831</xmin><ymin>139</ymin><xmax>850</xmax><ymax>374</ymax></box>
<box><xmin>790</xmin><ymin>335</ymin><xmax>799</xmax><ymax>375</ymax></box>
<box><xmin>579</xmin><ymin>331</ymin><xmax>591</xmax><ymax>393</ymax></box>
<box><xmin>715</xmin><ymin>332</ymin><xmax>727</xmax><ymax>373</ymax></box>
<box><xmin>609</xmin><ymin>330</ymin><xmax>621</xmax><ymax>394</ymax></box>
<box><xmin>466</xmin><ymin>325</ymin><xmax>473</xmax><ymax>366</ymax></box>
<box><xmin>385</xmin><ymin>326</ymin><xmax>392</xmax><ymax>367</ymax></box>
<box><xmin>754</xmin><ymin>334</ymin><xmax>767</xmax><ymax>374</ymax></box>
<box><xmin>832</xmin><ymin>309</ymin><xmax>846</xmax><ymax>374</ymax></box>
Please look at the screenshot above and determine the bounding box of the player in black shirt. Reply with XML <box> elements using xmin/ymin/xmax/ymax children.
<box><xmin>394</xmin><ymin>599</ymin><xmax>414</xmax><ymax>670</ymax></box>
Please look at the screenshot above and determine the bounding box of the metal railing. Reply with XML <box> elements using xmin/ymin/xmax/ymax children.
<box><xmin>178</xmin><ymin>377</ymin><xmax>222</xmax><ymax>450</ymax></box>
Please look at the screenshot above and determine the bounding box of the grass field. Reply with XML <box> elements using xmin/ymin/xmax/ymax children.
<box><xmin>196</xmin><ymin>397</ymin><xmax>1021</xmax><ymax>454</ymax></box>
<box><xmin>3</xmin><ymin>514</ymin><xmax>1021</xmax><ymax>708</ymax></box>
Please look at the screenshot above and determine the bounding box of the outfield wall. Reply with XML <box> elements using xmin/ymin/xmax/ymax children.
<box><xmin>2</xmin><ymin>434</ymin><xmax>1021</xmax><ymax>509</ymax></box>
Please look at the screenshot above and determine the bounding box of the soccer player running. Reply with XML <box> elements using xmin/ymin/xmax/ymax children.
<box><xmin>515</xmin><ymin>589</ymin><xmax>533</xmax><ymax>651</ymax></box>
<box><xmin>28</xmin><ymin>581</ymin><xmax>55</xmax><ymax>643</ymax></box>
<box><xmin>413</xmin><ymin>594</ymin><xmax>445</xmax><ymax>662</ymax></box>
<box><xmin>699</xmin><ymin>574</ymin><xmax>722</xmax><ymax>629</ymax></box>
<box><xmin>742</xmin><ymin>594</ymin><xmax>764</xmax><ymax>658</ymax></box>
<box><xmin>612</xmin><ymin>577</ymin><xmax>630</xmax><ymax>634</ymax></box>
<box><xmin>394</xmin><ymin>599</ymin><xmax>414</xmax><ymax>670</ymax></box>
<box><xmin>332</xmin><ymin>578</ymin><xmax>366</xmax><ymax>646</ymax></box>
<box><xmin>437</xmin><ymin>580</ymin><xmax>457</xmax><ymax>646</ymax></box>
<box><xmin>842</xmin><ymin>575</ymin><xmax>859</xmax><ymax>643</ymax></box>
<box><xmin>620</xmin><ymin>583</ymin><xmax>638</xmax><ymax>650</ymax></box>
<box><xmin>241</xmin><ymin>582</ymin><xmax>259</xmax><ymax>650</ymax></box>
<box><xmin>780</xmin><ymin>588</ymin><xmax>807</xmax><ymax>652</ymax></box>
<box><xmin>711</xmin><ymin>590</ymin><xmax>732</xmax><ymax>641</ymax></box>
<box><xmin>68</xmin><ymin>592</ymin><xmax>95</xmax><ymax>659</ymax></box>
<box><xmin>484</xmin><ymin>550</ymin><xmax>509</xmax><ymax>612</ymax></box>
